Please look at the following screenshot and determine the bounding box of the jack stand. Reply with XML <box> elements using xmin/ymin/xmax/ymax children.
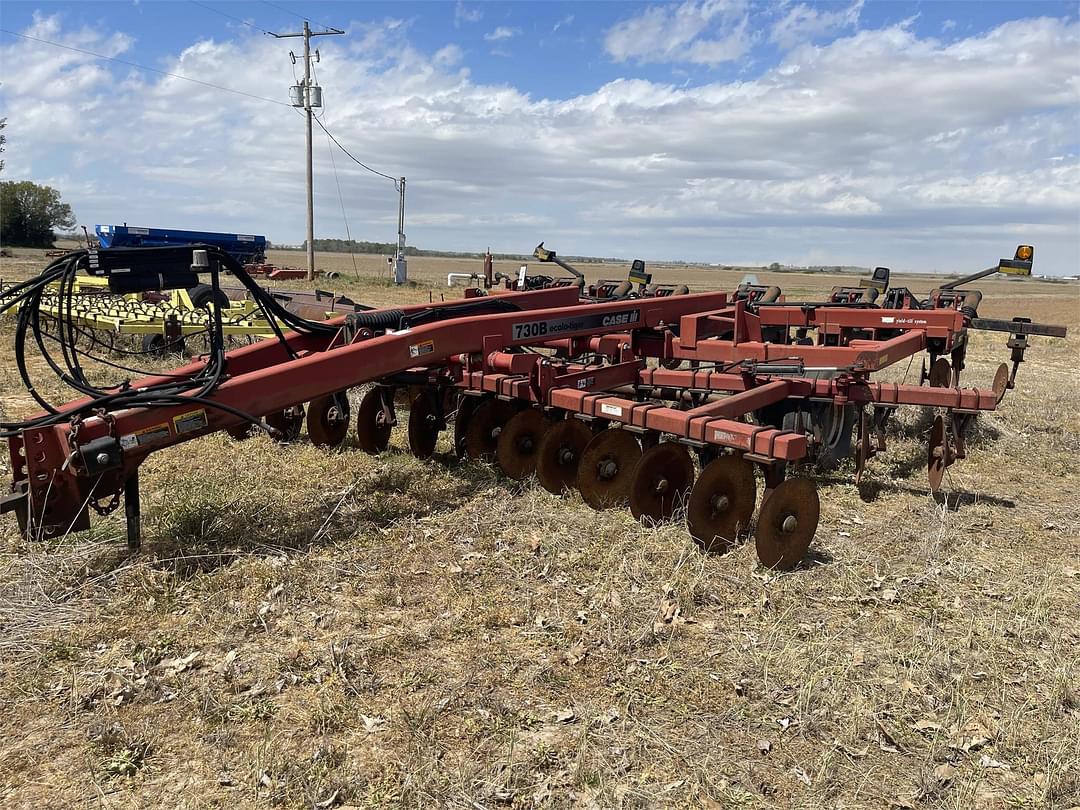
<box><xmin>125</xmin><ymin>473</ymin><xmax>141</xmax><ymax>552</ymax></box>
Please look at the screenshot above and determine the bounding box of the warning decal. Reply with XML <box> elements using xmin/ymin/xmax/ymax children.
<box><xmin>119</xmin><ymin>423</ymin><xmax>172</xmax><ymax>450</ymax></box>
<box><xmin>173</xmin><ymin>409</ymin><xmax>208</xmax><ymax>435</ymax></box>
<box><xmin>409</xmin><ymin>340</ymin><xmax>435</xmax><ymax>359</ymax></box>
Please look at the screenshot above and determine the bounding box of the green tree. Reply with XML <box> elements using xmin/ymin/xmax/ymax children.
<box><xmin>0</xmin><ymin>180</ymin><xmax>76</xmax><ymax>248</ymax></box>
<box><xmin>0</xmin><ymin>118</ymin><xmax>6</xmax><ymax>174</ymax></box>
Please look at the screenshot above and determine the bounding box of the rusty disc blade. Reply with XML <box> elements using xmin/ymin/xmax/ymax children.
<box><xmin>453</xmin><ymin>395</ymin><xmax>478</xmax><ymax>458</ymax></box>
<box><xmin>577</xmin><ymin>429</ymin><xmax>642</xmax><ymax>510</ymax></box>
<box><xmin>928</xmin><ymin>357</ymin><xmax>952</xmax><ymax>388</ymax></box>
<box><xmin>407</xmin><ymin>392</ymin><xmax>440</xmax><ymax>459</ymax></box>
<box><xmin>927</xmin><ymin>414</ymin><xmax>947</xmax><ymax>493</ymax></box>
<box><xmin>629</xmin><ymin>442</ymin><xmax>696</xmax><ymax>522</ymax></box>
<box><xmin>687</xmin><ymin>455</ymin><xmax>756</xmax><ymax>553</ymax></box>
<box><xmin>496</xmin><ymin>409</ymin><xmax>550</xmax><ymax>480</ymax></box>
<box><xmin>756</xmin><ymin>479</ymin><xmax>820</xmax><ymax>574</ymax></box>
<box><xmin>754</xmin><ymin>477</ymin><xmax>819</xmax><ymax>570</ymax></box>
<box><xmin>356</xmin><ymin>388</ymin><xmax>392</xmax><ymax>454</ymax></box>
<box><xmin>308</xmin><ymin>392</ymin><xmax>351</xmax><ymax>448</ymax></box>
<box><xmin>992</xmin><ymin>362</ymin><xmax>1010</xmax><ymax>404</ymax></box>
<box><xmin>265</xmin><ymin>405</ymin><xmax>304</xmax><ymax>442</ymax></box>
<box><xmin>464</xmin><ymin>399</ymin><xmax>515</xmax><ymax>460</ymax></box>
<box><xmin>535</xmin><ymin>419</ymin><xmax>592</xmax><ymax>495</ymax></box>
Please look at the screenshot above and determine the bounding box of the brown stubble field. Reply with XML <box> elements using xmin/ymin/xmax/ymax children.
<box><xmin>0</xmin><ymin>247</ymin><xmax>1078</xmax><ymax>809</ymax></box>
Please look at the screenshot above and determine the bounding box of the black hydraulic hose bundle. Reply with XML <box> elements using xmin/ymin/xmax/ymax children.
<box><xmin>0</xmin><ymin>246</ymin><xmax>338</xmax><ymax>439</ymax></box>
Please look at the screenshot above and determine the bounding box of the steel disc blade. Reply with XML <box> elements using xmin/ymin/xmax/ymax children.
<box><xmin>453</xmin><ymin>394</ymin><xmax>478</xmax><ymax>458</ymax></box>
<box><xmin>464</xmin><ymin>399</ymin><xmax>514</xmax><ymax>460</ymax></box>
<box><xmin>754</xmin><ymin>477</ymin><xmax>819</xmax><ymax>570</ymax></box>
<box><xmin>308</xmin><ymin>392</ymin><xmax>351</xmax><ymax>448</ymax></box>
<box><xmin>576</xmin><ymin>429</ymin><xmax>642</xmax><ymax>510</ymax></box>
<box><xmin>687</xmin><ymin>455</ymin><xmax>757</xmax><ymax>553</ymax></box>
<box><xmin>265</xmin><ymin>406</ymin><xmax>304</xmax><ymax>442</ymax></box>
<box><xmin>928</xmin><ymin>357</ymin><xmax>952</xmax><ymax>388</ymax></box>
<box><xmin>356</xmin><ymin>388</ymin><xmax>392</xmax><ymax>454</ymax></box>
<box><xmin>407</xmin><ymin>393</ymin><xmax>440</xmax><ymax>459</ymax></box>
<box><xmin>496</xmin><ymin>409</ymin><xmax>550</xmax><ymax>480</ymax></box>
<box><xmin>992</xmin><ymin>362</ymin><xmax>1009</xmax><ymax>404</ymax></box>
<box><xmin>629</xmin><ymin>442</ymin><xmax>696</xmax><ymax>522</ymax></box>
<box><xmin>535</xmin><ymin>419</ymin><xmax>592</xmax><ymax>495</ymax></box>
<box><xmin>927</xmin><ymin>414</ymin><xmax>947</xmax><ymax>493</ymax></box>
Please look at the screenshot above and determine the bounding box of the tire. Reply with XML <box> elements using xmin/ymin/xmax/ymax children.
<box><xmin>187</xmin><ymin>284</ymin><xmax>230</xmax><ymax>310</ymax></box>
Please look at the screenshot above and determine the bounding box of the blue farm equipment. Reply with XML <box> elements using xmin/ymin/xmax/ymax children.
<box><xmin>95</xmin><ymin>225</ymin><xmax>267</xmax><ymax>264</ymax></box>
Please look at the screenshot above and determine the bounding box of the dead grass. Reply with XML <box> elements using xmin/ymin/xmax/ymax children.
<box><xmin>0</xmin><ymin>249</ymin><xmax>1078</xmax><ymax>808</ymax></box>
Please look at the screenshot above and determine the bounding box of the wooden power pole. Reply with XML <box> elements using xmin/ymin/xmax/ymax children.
<box><xmin>273</xmin><ymin>21</ymin><xmax>344</xmax><ymax>280</ymax></box>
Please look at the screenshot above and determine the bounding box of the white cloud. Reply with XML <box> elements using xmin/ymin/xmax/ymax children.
<box><xmin>2</xmin><ymin>14</ymin><xmax>1078</xmax><ymax>274</ymax></box>
<box><xmin>483</xmin><ymin>26</ymin><xmax>519</xmax><ymax>42</ymax></box>
<box><xmin>770</xmin><ymin>0</ymin><xmax>864</xmax><ymax>50</ymax></box>
<box><xmin>553</xmin><ymin>15</ymin><xmax>575</xmax><ymax>33</ymax></box>
<box><xmin>604</xmin><ymin>0</ymin><xmax>753</xmax><ymax>66</ymax></box>
<box><xmin>453</xmin><ymin>1</ymin><xmax>482</xmax><ymax>28</ymax></box>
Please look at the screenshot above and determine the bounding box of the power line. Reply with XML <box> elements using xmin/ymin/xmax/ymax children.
<box><xmin>324</xmin><ymin>126</ymin><xmax>361</xmax><ymax>280</ymax></box>
<box><xmin>189</xmin><ymin>1</ymin><xmax>275</xmax><ymax>36</ymax></box>
<box><xmin>0</xmin><ymin>28</ymin><xmax>292</xmax><ymax>108</ymax></box>
<box><xmin>313</xmin><ymin>115</ymin><xmax>400</xmax><ymax>187</ymax></box>
<box><xmin>260</xmin><ymin>0</ymin><xmax>342</xmax><ymax>33</ymax></box>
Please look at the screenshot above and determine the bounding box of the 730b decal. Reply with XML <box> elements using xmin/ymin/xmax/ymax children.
<box><xmin>511</xmin><ymin>309</ymin><xmax>640</xmax><ymax>341</ymax></box>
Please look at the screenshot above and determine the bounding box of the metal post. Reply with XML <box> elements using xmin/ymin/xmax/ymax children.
<box><xmin>125</xmin><ymin>472</ymin><xmax>141</xmax><ymax>552</ymax></box>
<box><xmin>394</xmin><ymin>176</ymin><xmax>408</xmax><ymax>284</ymax></box>
<box><xmin>304</xmin><ymin>21</ymin><xmax>315</xmax><ymax>282</ymax></box>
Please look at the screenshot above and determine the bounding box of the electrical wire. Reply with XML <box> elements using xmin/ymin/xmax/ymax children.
<box><xmin>0</xmin><ymin>28</ymin><xmax>293</xmax><ymax>108</ymax></box>
<box><xmin>260</xmin><ymin>0</ymin><xmax>343</xmax><ymax>32</ymax></box>
<box><xmin>189</xmin><ymin>0</ymin><xmax>275</xmax><ymax>36</ymax></box>
<box><xmin>312</xmin><ymin>115</ymin><xmax>400</xmax><ymax>186</ymax></box>
<box><xmin>325</xmin><ymin>126</ymin><xmax>362</xmax><ymax>280</ymax></box>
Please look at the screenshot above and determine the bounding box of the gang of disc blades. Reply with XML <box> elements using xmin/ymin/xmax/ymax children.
<box><xmin>576</xmin><ymin>429</ymin><xmax>642</xmax><ymax>510</ymax></box>
<box><xmin>307</xmin><ymin>392</ymin><xmax>350</xmax><ymax>448</ymax></box>
<box><xmin>496</xmin><ymin>409</ymin><xmax>550</xmax><ymax>480</ymax></box>
<box><xmin>535</xmin><ymin>419</ymin><xmax>592</xmax><ymax>495</ymax></box>
<box><xmin>407</xmin><ymin>392</ymin><xmax>440</xmax><ymax>459</ymax></box>
<box><xmin>356</xmin><ymin>388</ymin><xmax>392</xmax><ymax>454</ymax></box>
<box><xmin>464</xmin><ymin>399</ymin><xmax>515</xmax><ymax>460</ymax></box>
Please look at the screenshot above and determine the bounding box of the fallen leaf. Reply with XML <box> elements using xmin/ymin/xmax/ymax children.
<box><xmin>566</xmin><ymin>641</ymin><xmax>587</xmax><ymax>665</ymax></box>
<box><xmin>554</xmin><ymin>708</ymin><xmax>576</xmax><ymax>724</ymax></box>
<box><xmin>361</xmin><ymin>714</ymin><xmax>387</xmax><ymax>733</ymax></box>
<box><xmin>757</xmin><ymin>739</ymin><xmax>772</xmax><ymax>755</ymax></box>
<box><xmin>794</xmin><ymin>767</ymin><xmax>812</xmax><ymax>786</ymax></box>
<box><xmin>914</xmin><ymin>718</ymin><xmax>943</xmax><ymax>733</ymax></box>
<box><xmin>934</xmin><ymin>764</ymin><xmax>958</xmax><ymax>783</ymax></box>
<box><xmin>852</xmin><ymin>649</ymin><xmax>865</xmax><ymax>667</ymax></box>
<box><xmin>979</xmin><ymin>754</ymin><xmax>1010</xmax><ymax>770</ymax></box>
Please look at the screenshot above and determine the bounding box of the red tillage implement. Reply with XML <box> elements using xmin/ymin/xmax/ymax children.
<box><xmin>0</xmin><ymin>243</ymin><xmax>1066</xmax><ymax>571</ymax></box>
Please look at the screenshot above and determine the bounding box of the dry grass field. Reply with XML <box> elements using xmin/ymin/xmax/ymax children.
<box><xmin>0</xmin><ymin>246</ymin><xmax>1078</xmax><ymax>809</ymax></box>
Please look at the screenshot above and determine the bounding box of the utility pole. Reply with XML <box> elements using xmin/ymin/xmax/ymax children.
<box><xmin>273</xmin><ymin>21</ymin><xmax>344</xmax><ymax>280</ymax></box>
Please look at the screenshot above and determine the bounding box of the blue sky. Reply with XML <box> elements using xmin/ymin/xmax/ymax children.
<box><xmin>1</xmin><ymin>1</ymin><xmax>1078</xmax><ymax>273</ymax></box>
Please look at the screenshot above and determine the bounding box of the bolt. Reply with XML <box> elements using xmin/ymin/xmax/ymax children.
<box><xmin>599</xmin><ymin>460</ymin><xmax>618</xmax><ymax>479</ymax></box>
<box><xmin>781</xmin><ymin>515</ymin><xmax>798</xmax><ymax>533</ymax></box>
<box><xmin>558</xmin><ymin>448</ymin><xmax>575</xmax><ymax>465</ymax></box>
<box><xmin>520</xmin><ymin>437</ymin><xmax>534</xmax><ymax>452</ymax></box>
<box><xmin>95</xmin><ymin>452</ymin><xmax>111</xmax><ymax>466</ymax></box>
<box><xmin>711</xmin><ymin>494</ymin><xmax>730</xmax><ymax>513</ymax></box>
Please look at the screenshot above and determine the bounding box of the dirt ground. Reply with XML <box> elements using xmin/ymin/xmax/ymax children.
<box><xmin>0</xmin><ymin>246</ymin><xmax>1078</xmax><ymax>809</ymax></box>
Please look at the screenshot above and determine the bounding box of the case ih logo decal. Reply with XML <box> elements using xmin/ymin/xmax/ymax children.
<box><xmin>512</xmin><ymin>309</ymin><xmax>640</xmax><ymax>341</ymax></box>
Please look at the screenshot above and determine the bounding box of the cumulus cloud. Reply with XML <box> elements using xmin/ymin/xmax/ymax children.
<box><xmin>483</xmin><ymin>26</ymin><xmax>519</xmax><ymax>42</ymax></box>
<box><xmin>1</xmin><ymin>13</ymin><xmax>1077</xmax><ymax>273</ymax></box>
<box><xmin>604</xmin><ymin>0</ymin><xmax>753</xmax><ymax>66</ymax></box>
